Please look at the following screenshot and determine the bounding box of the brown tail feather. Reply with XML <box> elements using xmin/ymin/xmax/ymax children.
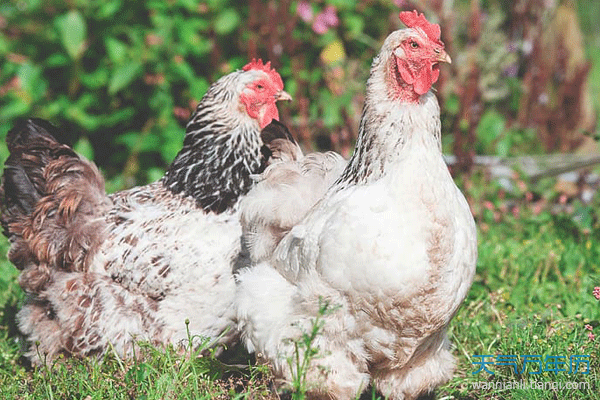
<box><xmin>1</xmin><ymin>119</ymin><xmax>110</xmax><ymax>292</ymax></box>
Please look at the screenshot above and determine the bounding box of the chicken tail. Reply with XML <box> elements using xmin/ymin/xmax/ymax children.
<box><xmin>2</xmin><ymin>119</ymin><xmax>71</xmax><ymax>217</ymax></box>
<box><xmin>1</xmin><ymin>119</ymin><xmax>110</xmax><ymax>292</ymax></box>
<box><xmin>260</xmin><ymin>120</ymin><xmax>304</xmax><ymax>165</ymax></box>
<box><xmin>241</xmin><ymin>121</ymin><xmax>347</xmax><ymax>264</ymax></box>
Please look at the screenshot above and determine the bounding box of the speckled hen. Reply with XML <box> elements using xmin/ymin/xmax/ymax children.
<box><xmin>236</xmin><ymin>12</ymin><xmax>477</xmax><ymax>399</ymax></box>
<box><xmin>0</xmin><ymin>60</ymin><xmax>291</xmax><ymax>363</ymax></box>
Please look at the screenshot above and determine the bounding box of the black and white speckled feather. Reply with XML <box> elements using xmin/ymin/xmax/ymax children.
<box><xmin>163</xmin><ymin>70</ymin><xmax>270</xmax><ymax>213</ymax></box>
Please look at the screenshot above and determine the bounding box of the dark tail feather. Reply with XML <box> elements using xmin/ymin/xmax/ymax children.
<box><xmin>6</xmin><ymin>118</ymin><xmax>65</xmax><ymax>152</ymax></box>
<box><xmin>259</xmin><ymin>120</ymin><xmax>303</xmax><ymax>165</ymax></box>
<box><xmin>2</xmin><ymin>164</ymin><xmax>41</xmax><ymax>217</ymax></box>
<box><xmin>260</xmin><ymin>119</ymin><xmax>297</xmax><ymax>146</ymax></box>
<box><xmin>2</xmin><ymin>119</ymin><xmax>76</xmax><ymax>224</ymax></box>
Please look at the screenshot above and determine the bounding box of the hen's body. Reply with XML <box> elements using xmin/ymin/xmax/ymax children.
<box><xmin>236</xmin><ymin>14</ymin><xmax>477</xmax><ymax>399</ymax></box>
<box><xmin>2</xmin><ymin>63</ymin><xmax>289</xmax><ymax>362</ymax></box>
<box><xmin>19</xmin><ymin>182</ymin><xmax>242</xmax><ymax>359</ymax></box>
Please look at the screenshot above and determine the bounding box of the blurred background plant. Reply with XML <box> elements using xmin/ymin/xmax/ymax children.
<box><xmin>1</xmin><ymin>0</ymin><xmax>597</xmax><ymax>188</ymax></box>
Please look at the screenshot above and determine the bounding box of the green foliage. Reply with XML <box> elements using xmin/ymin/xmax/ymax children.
<box><xmin>55</xmin><ymin>10</ymin><xmax>87</xmax><ymax>60</ymax></box>
<box><xmin>0</xmin><ymin>240</ymin><xmax>22</xmax><ymax>333</ymax></box>
<box><xmin>285</xmin><ymin>299</ymin><xmax>339</xmax><ymax>400</ymax></box>
<box><xmin>475</xmin><ymin>110</ymin><xmax>542</xmax><ymax>157</ymax></box>
<box><xmin>0</xmin><ymin>0</ymin><xmax>257</xmax><ymax>189</ymax></box>
<box><xmin>444</xmin><ymin>210</ymin><xmax>600</xmax><ymax>399</ymax></box>
<box><xmin>1</xmin><ymin>0</ymin><xmax>598</xmax><ymax>185</ymax></box>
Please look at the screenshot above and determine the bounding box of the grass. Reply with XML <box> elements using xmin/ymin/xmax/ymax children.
<box><xmin>0</xmin><ymin>176</ymin><xmax>598</xmax><ymax>399</ymax></box>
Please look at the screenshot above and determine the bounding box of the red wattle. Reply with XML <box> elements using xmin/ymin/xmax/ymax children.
<box><xmin>396</xmin><ymin>58</ymin><xmax>440</xmax><ymax>96</ymax></box>
<box><xmin>260</xmin><ymin>104</ymin><xmax>280</xmax><ymax>129</ymax></box>
<box><xmin>396</xmin><ymin>58</ymin><xmax>415</xmax><ymax>85</ymax></box>
<box><xmin>413</xmin><ymin>66</ymin><xmax>433</xmax><ymax>95</ymax></box>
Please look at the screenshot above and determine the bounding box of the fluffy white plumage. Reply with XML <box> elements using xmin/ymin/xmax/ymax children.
<box><xmin>236</xmin><ymin>23</ymin><xmax>477</xmax><ymax>400</ymax></box>
<box><xmin>240</xmin><ymin>121</ymin><xmax>347</xmax><ymax>264</ymax></box>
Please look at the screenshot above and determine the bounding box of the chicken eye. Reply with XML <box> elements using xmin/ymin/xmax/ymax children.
<box><xmin>410</xmin><ymin>41</ymin><xmax>419</xmax><ymax>49</ymax></box>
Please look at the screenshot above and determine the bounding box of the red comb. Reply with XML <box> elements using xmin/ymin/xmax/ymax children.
<box><xmin>399</xmin><ymin>10</ymin><xmax>442</xmax><ymax>45</ymax></box>
<box><xmin>242</xmin><ymin>59</ymin><xmax>283</xmax><ymax>89</ymax></box>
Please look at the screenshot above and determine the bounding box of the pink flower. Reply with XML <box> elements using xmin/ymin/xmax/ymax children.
<box><xmin>296</xmin><ymin>1</ymin><xmax>313</xmax><ymax>23</ymax></box>
<box><xmin>594</xmin><ymin>287</ymin><xmax>600</xmax><ymax>300</ymax></box>
<box><xmin>483</xmin><ymin>201</ymin><xmax>495</xmax><ymax>211</ymax></box>
<box><xmin>558</xmin><ymin>194</ymin><xmax>568</xmax><ymax>204</ymax></box>
<box><xmin>312</xmin><ymin>5</ymin><xmax>338</xmax><ymax>35</ymax></box>
<box><xmin>312</xmin><ymin>19</ymin><xmax>328</xmax><ymax>35</ymax></box>
<box><xmin>512</xmin><ymin>206</ymin><xmax>520</xmax><ymax>219</ymax></box>
<box><xmin>321</xmin><ymin>6</ymin><xmax>339</xmax><ymax>27</ymax></box>
<box><xmin>393</xmin><ymin>0</ymin><xmax>406</xmax><ymax>6</ymax></box>
<box><xmin>588</xmin><ymin>332</ymin><xmax>595</xmax><ymax>341</ymax></box>
<box><xmin>585</xmin><ymin>324</ymin><xmax>593</xmax><ymax>331</ymax></box>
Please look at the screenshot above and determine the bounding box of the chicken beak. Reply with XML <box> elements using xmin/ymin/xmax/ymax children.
<box><xmin>276</xmin><ymin>90</ymin><xmax>292</xmax><ymax>101</ymax></box>
<box><xmin>436</xmin><ymin>49</ymin><xmax>452</xmax><ymax>64</ymax></box>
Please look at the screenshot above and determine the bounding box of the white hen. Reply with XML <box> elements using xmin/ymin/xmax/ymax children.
<box><xmin>236</xmin><ymin>11</ymin><xmax>477</xmax><ymax>400</ymax></box>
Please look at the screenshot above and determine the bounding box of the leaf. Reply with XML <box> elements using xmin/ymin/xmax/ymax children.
<box><xmin>327</xmin><ymin>0</ymin><xmax>355</xmax><ymax>8</ymax></box>
<box><xmin>108</xmin><ymin>61</ymin><xmax>142</xmax><ymax>94</ymax></box>
<box><xmin>171</xmin><ymin>59</ymin><xmax>195</xmax><ymax>84</ymax></box>
<box><xmin>66</xmin><ymin>107</ymin><xmax>100</xmax><ymax>131</ymax></box>
<box><xmin>117</xmin><ymin>132</ymin><xmax>161</xmax><ymax>153</ymax></box>
<box><xmin>190</xmin><ymin>78</ymin><xmax>209</xmax><ymax>100</ymax></box>
<box><xmin>476</xmin><ymin>110</ymin><xmax>506</xmax><ymax>153</ymax></box>
<box><xmin>102</xmin><ymin>107</ymin><xmax>136</xmax><ymax>126</ymax></box>
<box><xmin>213</xmin><ymin>9</ymin><xmax>240</xmax><ymax>35</ymax></box>
<box><xmin>178</xmin><ymin>0</ymin><xmax>200</xmax><ymax>12</ymax></box>
<box><xmin>73</xmin><ymin>137</ymin><xmax>95</xmax><ymax>160</ymax></box>
<box><xmin>45</xmin><ymin>53</ymin><xmax>70</xmax><ymax>67</ymax></box>
<box><xmin>320</xmin><ymin>90</ymin><xmax>342</xmax><ymax>127</ymax></box>
<box><xmin>206</xmin><ymin>0</ymin><xmax>227</xmax><ymax>9</ymax></box>
<box><xmin>80</xmin><ymin>67</ymin><xmax>110</xmax><ymax>89</ymax></box>
<box><xmin>0</xmin><ymin>99</ymin><xmax>31</xmax><ymax>120</ymax></box>
<box><xmin>56</xmin><ymin>10</ymin><xmax>87</xmax><ymax>59</ymax></box>
<box><xmin>98</xmin><ymin>0</ymin><xmax>122</xmax><ymax>19</ymax></box>
<box><xmin>0</xmin><ymin>33</ymin><xmax>8</xmax><ymax>55</ymax></box>
<box><xmin>445</xmin><ymin>93</ymin><xmax>460</xmax><ymax>115</ymax></box>
<box><xmin>161</xmin><ymin>123</ymin><xmax>185</xmax><ymax>163</ymax></box>
<box><xmin>343</xmin><ymin>14</ymin><xmax>364</xmax><ymax>38</ymax></box>
<box><xmin>17</xmin><ymin>63</ymin><xmax>47</xmax><ymax>102</ymax></box>
<box><xmin>146</xmin><ymin>167</ymin><xmax>165</xmax><ymax>183</ymax></box>
<box><xmin>105</xmin><ymin>37</ymin><xmax>128</xmax><ymax>64</ymax></box>
<box><xmin>178</xmin><ymin>21</ymin><xmax>213</xmax><ymax>55</ymax></box>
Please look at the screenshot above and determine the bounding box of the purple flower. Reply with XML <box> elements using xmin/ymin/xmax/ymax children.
<box><xmin>312</xmin><ymin>19</ymin><xmax>328</xmax><ymax>35</ymax></box>
<box><xmin>312</xmin><ymin>5</ymin><xmax>339</xmax><ymax>35</ymax></box>
<box><xmin>321</xmin><ymin>6</ymin><xmax>339</xmax><ymax>27</ymax></box>
<box><xmin>297</xmin><ymin>1</ymin><xmax>313</xmax><ymax>23</ymax></box>
<box><xmin>503</xmin><ymin>64</ymin><xmax>518</xmax><ymax>78</ymax></box>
